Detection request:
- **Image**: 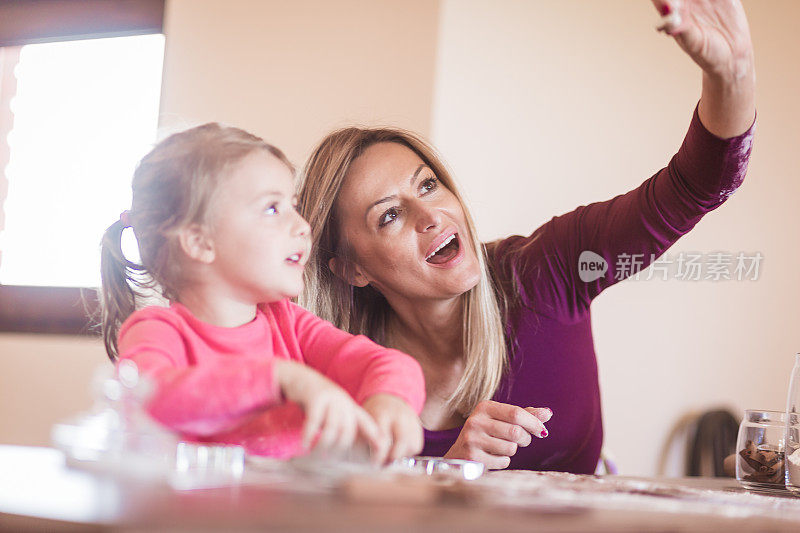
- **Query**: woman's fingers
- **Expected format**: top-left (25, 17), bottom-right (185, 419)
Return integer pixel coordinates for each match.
top-left (482, 453), bottom-right (512, 471)
top-left (481, 434), bottom-right (519, 458)
top-left (651, 0), bottom-right (684, 35)
top-left (525, 407), bottom-right (553, 424)
top-left (485, 418), bottom-right (532, 448)
top-left (446, 401), bottom-right (551, 470)
top-left (482, 400), bottom-right (548, 438)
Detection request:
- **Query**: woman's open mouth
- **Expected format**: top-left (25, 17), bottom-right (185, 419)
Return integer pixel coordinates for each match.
top-left (425, 233), bottom-right (461, 265)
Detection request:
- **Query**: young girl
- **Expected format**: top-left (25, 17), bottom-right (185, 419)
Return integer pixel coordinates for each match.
top-left (99, 123), bottom-right (425, 462)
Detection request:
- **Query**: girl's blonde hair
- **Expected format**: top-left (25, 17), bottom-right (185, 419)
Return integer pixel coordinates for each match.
top-left (99, 123), bottom-right (292, 361)
top-left (297, 127), bottom-right (508, 415)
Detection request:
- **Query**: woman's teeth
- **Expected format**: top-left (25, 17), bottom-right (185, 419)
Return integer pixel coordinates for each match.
top-left (426, 234), bottom-right (456, 261)
top-left (287, 253), bottom-right (301, 263)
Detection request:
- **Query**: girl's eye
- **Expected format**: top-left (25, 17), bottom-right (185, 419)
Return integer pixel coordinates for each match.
top-left (378, 207), bottom-right (399, 227)
top-left (265, 204), bottom-right (279, 215)
top-left (420, 176), bottom-right (439, 194)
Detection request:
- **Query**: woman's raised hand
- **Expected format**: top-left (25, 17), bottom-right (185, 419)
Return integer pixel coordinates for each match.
top-left (362, 393), bottom-right (424, 463)
top-left (444, 400), bottom-right (552, 470)
top-left (273, 359), bottom-right (385, 458)
top-left (652, 0), bottom-right (753, 80)
top-left (652, 0), bottom-right (755, 138)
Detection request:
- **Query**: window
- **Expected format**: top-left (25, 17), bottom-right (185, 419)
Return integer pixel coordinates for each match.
top-left (0, 0), bottom-right (165, 334)
top-left (1, 34), bottom-right (164, 287)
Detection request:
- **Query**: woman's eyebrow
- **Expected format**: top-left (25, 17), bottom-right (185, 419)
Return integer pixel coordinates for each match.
top-left (365, 164), bottom-right (430, 215)
top-left (408, 163), bottom-right (429, 186)
top-left (367, 194), bottom-right (396, 213)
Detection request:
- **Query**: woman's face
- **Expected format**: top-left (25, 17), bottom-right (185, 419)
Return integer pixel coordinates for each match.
top-left (333, 142), bottom-right (481, 303)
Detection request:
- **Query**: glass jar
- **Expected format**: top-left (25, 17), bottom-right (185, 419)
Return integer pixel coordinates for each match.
top-left (785, 353), bottom-right (800, 495)
top-left (736, 409), bottom-right (786, 492)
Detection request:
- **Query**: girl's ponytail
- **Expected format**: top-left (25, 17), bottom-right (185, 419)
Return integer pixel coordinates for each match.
top-left (99, 215), bottom-right (145, 361)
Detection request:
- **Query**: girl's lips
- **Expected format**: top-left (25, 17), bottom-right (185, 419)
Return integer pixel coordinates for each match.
top-left (285, 250), bottom-right (306, 267)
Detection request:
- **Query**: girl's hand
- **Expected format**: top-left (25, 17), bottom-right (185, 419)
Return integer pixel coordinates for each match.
top-left (273, 359), bottom-right (384, 456)
top-left (361, 393), bottom-right (424, 464)
top-left (444, 400), bottom-right (552, 470)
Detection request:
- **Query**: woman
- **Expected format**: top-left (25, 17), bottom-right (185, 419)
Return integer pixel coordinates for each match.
top-left (297, 0), bottom-right (756, 473)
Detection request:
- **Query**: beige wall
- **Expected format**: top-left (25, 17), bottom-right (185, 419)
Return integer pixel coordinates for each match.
top-left (2, 0), bottom-right (797, 477)
top-left (0, 335), bottom-right (103, 445)
top-left (432, 0), bottom-right (800, 475)
top-left (159, 0), bottom-right (440, 163)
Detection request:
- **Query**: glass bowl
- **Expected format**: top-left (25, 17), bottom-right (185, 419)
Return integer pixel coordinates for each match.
top-left (736, 409), bottom-right (786, 493)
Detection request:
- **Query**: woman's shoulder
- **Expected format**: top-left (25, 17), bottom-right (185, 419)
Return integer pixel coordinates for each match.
top-left (483, 220), bottom-right (579, 322)
top-left (483, 222), bottom-right (551, 285)
top-left (484, 227), bottom-right (546, 262)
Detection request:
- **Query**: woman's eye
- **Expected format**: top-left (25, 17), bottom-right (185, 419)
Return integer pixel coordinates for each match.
top-left (420, 176), bottom-right (439, 194)
top-left (378, 207), bottom-right (399, 227)
top-left (265, 204), bottom-right (279, 215)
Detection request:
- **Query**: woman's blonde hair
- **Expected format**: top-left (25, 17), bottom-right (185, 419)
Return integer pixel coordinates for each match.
top-left (99, 123), bottom-right (292, 361)
top-left (297, 127), bottom-right (508, 415)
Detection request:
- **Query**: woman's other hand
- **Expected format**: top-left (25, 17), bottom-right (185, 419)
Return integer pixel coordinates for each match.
top-left (652, 0), bottom-right (755, 137)
top-left (362, 393), bottom-right (424, 464)
top-left (273, 359), bottom-right (384, 457)
top-left (444, 400), bottom-right (552, 470)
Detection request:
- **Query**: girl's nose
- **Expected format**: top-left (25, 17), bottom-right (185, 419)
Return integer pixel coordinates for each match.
top-left (292, 210), bottom-right (311, 237)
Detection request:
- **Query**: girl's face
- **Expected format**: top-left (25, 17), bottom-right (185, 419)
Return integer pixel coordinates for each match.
top-left (333, 142), bottom-right (481, 303)
top-left (206, 149), bottom-right (310, 304)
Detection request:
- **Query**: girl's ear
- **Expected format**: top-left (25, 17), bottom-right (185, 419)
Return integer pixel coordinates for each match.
top-left (179, 224), bottom-right (215, 264)
top-left (328, 257), bottom-right (369, 288)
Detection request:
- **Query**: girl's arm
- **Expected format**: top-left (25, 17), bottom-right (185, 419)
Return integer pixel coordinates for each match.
top-left (286, 301), bottom-right (425, 459)
top-left (118, 318), bottom-right (280, 436)
top-left (286, 301), bottom-right (426, 414)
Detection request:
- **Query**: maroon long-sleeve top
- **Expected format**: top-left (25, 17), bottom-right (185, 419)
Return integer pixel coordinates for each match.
top-left (421, 105), bottom-right (755, 473)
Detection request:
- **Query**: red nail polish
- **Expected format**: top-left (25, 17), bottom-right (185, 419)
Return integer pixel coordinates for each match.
top-left (659, 3), bottom-right (671, 16)
top-left (541, 429), bottom-right (548, 438)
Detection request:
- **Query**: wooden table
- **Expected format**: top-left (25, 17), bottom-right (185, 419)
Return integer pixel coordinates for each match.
top-left (2, 444), bottom-right (800, 532)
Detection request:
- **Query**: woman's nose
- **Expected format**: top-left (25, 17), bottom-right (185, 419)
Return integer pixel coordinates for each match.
top-left (414, 203), bottom-right (442, 233)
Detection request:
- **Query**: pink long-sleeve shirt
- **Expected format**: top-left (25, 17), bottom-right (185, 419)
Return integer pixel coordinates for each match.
top-left (117, 299), bottom-right (426, 458)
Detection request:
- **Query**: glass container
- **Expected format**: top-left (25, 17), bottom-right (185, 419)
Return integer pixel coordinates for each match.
top-left (735, 409), bottom-right (785, 492)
